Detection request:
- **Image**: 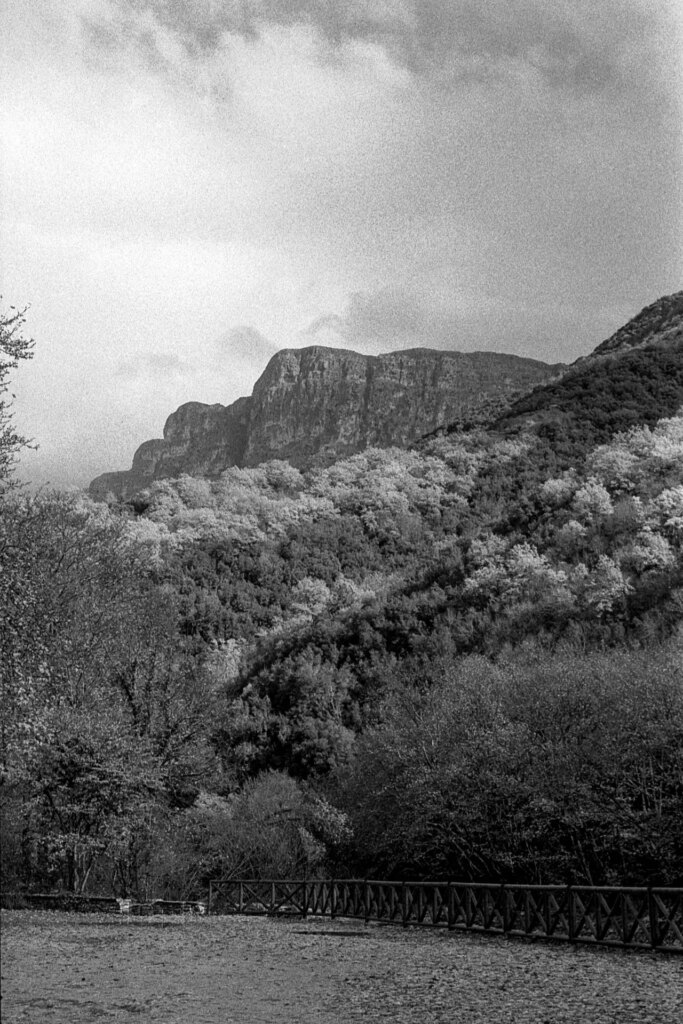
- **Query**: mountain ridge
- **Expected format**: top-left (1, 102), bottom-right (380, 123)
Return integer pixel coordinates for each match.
top-left (89, 291), bottom-right (683, 501)
top-left (589, 291), bottom-right (683, 358)
top-left (90, 345), bottom-right (563, 499)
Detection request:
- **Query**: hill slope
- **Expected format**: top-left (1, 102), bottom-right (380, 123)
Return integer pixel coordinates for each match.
top-left (482, 291), bottom-right (683, 461)
top-left (590, 291), bottom-right (683, 357)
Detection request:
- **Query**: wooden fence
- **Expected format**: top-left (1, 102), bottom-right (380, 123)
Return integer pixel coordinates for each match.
top-left (207, 878), bottom-right (683, 953)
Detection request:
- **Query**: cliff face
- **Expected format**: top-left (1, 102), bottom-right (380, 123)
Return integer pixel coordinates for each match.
top-left (242, 347), bottom-right (563, 466)
top-left (152, 398), bottom-right (251, 478)
top-left (89, 346), bottom-right (563, 499)
top-left (90, 398), bottom-right (251, 500)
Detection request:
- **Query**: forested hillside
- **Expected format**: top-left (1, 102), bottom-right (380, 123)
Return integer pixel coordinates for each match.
top-left (2, 300), bottom-right (683, 897)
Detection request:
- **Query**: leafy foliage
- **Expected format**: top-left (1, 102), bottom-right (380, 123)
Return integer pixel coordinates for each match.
top-left (494, 343), bottom-right (683, 462)
top-left (3, 313), bottom-right (683, 890)
top-left (333, 646), bottom-right (683, 885)
top-left (0, 492), bottom-right (221, 893)
top-left (0, 304), bottom-right (34, 489)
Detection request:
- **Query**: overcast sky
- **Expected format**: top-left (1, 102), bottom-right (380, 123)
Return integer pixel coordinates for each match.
top-left (2, 0), bottom-right (682, 488)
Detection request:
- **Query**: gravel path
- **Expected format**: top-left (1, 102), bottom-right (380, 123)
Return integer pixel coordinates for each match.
top-left (1, 910), bottom-right (681, 1023)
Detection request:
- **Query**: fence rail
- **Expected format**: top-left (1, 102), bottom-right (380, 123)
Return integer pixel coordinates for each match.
top-left (207, 878), bottom-right (683, 953)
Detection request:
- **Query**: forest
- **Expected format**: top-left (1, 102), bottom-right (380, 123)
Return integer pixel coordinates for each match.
top-left (2, 305), bottom-right (682, 898)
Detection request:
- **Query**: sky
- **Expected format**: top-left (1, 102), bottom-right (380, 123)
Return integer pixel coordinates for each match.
top-left (2, 0), bottom-right (682, 489)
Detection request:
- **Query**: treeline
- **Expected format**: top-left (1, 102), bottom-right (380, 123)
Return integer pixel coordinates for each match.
top-left (2, 311), bottom-right (683, 894)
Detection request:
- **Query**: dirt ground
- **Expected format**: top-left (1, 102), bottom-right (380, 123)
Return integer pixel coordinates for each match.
top-left (1, 910), bottom-right (682, 1023)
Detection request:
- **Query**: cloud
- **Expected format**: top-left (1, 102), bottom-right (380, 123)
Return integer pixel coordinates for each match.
top-left (301, 283), bottom-right (659, 365)
top-left (4, 0), bottom-right (682, 492)
top-left (306, 288), bottom-right (462, 352)
top-left (214, 326), bottom-right (278, 366)
top-left (113, 332), bottom-right (278, 392)
top-left (92, 0), bottom-right (680, 98)
top-left (209, 326), bottom-right (280, 394)
top-left (115, 351), bottom-right (190, 381)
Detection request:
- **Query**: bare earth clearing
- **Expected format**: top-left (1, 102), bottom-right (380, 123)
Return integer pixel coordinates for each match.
top-left (1, 910), bottom-right (682, 1023)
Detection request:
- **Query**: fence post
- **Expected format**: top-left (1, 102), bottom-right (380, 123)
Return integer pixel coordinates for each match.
top-left (465, 886), bottom-right (472, 929)
top-left (594, 889), bottom-right (602, 942)
top-left (648, 887), bottom-right (658, 949)
top-left (302, 874), bottom-right (308, 919)
top-left (402, 881), bottom-right (408, 927)
top-left (620, 890), bottom-right (628, 948)
top-left (567, 885), bottom-right (575, 942)
top-left (207, 881), bottom-right (213, 917)
top-left (364, 879), bottom-right (370, 923)
top-left (447, 882), bottom-right (455, 931)
top-left (238, 881), bottom-right (243, 914)
top-left (501, 884), bottom-right (508, 934)
top-left (544, 889), bottom-right (552, 937)
top-left (330, 878), bottom-right (336, 919)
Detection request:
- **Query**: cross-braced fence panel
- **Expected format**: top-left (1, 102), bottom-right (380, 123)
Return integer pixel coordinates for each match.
top-left (207, 879), bottom-right (683, 952)
top-left (208, 879), bottom-right (308, 916)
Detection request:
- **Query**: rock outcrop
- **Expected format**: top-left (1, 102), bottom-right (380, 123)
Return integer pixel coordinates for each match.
top-left (90, 346), bottom-right (564, 500)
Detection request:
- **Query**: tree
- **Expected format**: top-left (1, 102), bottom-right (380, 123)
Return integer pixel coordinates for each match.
top-left (19, 705), bottom-right (161, 893)
top-left (331, 644), bottom-right (683, 885)
top-left (0, 491), bottom-right (220, 893)
top-left (0, 304), bottom-right (34, 489)
top-left (142, 773), bottom-right (350, 897)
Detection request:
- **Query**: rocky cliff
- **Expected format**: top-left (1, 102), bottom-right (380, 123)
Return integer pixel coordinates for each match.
top-left (90, 346), bottom-right (564, 500)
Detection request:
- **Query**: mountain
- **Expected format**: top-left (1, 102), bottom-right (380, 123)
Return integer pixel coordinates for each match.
top-left (90, 292), bottom-right (683, 501)
top-left (589, 291), bottom-right (683, 358)
top-left (111, 293), bottom-right (683, 819)
top-left (89, 346), bottom-right (563, 499)
top-left (488, 291), bottom-right (683, 457)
